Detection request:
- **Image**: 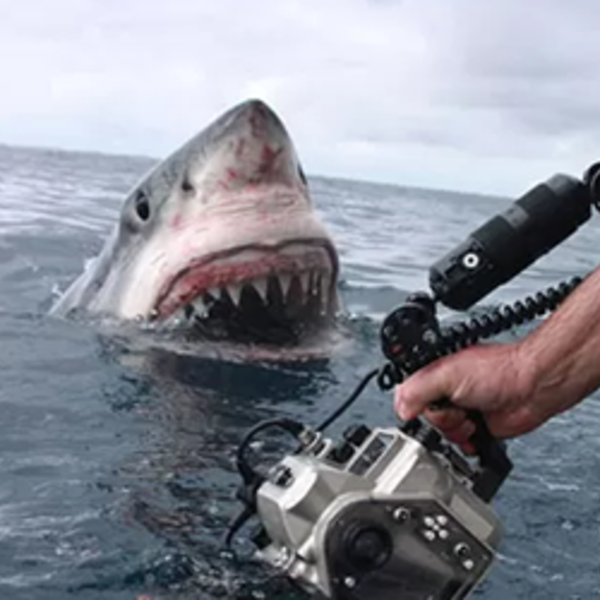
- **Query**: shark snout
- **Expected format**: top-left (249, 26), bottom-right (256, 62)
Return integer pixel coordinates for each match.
top-left (232, 98), bottom-right (288, 139)
top-left (210, 99), bottom-right (303, 189)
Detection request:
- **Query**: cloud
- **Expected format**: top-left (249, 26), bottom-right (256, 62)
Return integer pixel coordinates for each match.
top-left (1, 0), bottom-right (599, 195)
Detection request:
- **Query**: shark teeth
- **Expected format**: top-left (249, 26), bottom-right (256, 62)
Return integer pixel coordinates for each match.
top-left (320, 271), bottom-right (330, 298)
top-left (310, 272), bottom-right (320, 296)
top-left (311, 273), bottom-right (322, 304)
top-left (278, 273), bottom-right (292, 299)
top-left (193, 296), bottom-right (207, 316)
top-left (226, 283), bottom-right (243, 306)
top-left (252, 277), bottom-right (268, 303)
top-left (180, 269), bottom-right (333, 320)
top-left (298, 272), bottom-right (310, 295)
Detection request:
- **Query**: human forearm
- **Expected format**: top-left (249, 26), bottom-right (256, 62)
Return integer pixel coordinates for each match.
top-left (517, 264), bottom-right (600, 419)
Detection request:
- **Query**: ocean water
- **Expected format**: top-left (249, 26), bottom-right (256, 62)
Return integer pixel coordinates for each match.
top-left (1, 143), bottom-right (600, 599)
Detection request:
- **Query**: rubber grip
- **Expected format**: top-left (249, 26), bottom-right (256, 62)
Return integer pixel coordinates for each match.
top-left (429, 399), bottom-right (513, 502)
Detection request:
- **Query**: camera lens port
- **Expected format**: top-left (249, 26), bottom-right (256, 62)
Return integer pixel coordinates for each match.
top-left (343, 521), bottom-right (393, 572)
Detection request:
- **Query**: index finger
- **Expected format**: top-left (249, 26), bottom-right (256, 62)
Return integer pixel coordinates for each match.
top-left (394, 358), bottom-right (456, 421)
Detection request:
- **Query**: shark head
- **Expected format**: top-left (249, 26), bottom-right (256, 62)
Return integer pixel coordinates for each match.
top-left (51, 99), bottom-right (341, 348)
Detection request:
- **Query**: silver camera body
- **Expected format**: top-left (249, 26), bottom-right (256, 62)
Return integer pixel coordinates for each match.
top-left (252, 423), bottom-right (504, 599)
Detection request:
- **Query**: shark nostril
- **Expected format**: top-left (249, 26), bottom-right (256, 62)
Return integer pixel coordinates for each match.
top-left (181, 178), bottom-right (195, 194)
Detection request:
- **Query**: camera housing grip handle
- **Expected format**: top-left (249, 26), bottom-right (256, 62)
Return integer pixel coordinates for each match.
top-left (430, 397), bottom-right (513, 502)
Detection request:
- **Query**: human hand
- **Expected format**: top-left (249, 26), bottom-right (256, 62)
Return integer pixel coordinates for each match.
top-left (394, 343), bottom-right (549, 454)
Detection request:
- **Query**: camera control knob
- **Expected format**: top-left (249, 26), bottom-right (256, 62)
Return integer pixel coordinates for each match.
top-left (327, 441), bottom-right (355, 464)
top-left (269, 465), bottom-right (294, 487)
top-left (343, 425), bottom-right (372, 447)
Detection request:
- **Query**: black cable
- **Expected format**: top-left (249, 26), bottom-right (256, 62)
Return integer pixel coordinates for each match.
top-left (236, 418), bottom-right (305, 484)
top-left (224, 505), bottom-right (256, 551)
top-left (438, 276), bottom-right (583, 355)
top-left (225, 417), bottom-right (306, 553)
top-left (316, 368), bottom-right (380, 432)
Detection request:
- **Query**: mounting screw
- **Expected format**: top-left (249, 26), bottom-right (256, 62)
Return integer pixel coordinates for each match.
top-left (462, 252), bottom-right (480, 269)
top-left (392, 507), bottom-right (410, 522)
top-left (422, 329), bottom-right (438, 345)
top-left (463, 559), bottom-right (475, 571)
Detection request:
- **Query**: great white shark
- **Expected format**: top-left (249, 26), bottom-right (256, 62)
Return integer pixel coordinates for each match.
top-left (50, 99), bottom-right (342, 349)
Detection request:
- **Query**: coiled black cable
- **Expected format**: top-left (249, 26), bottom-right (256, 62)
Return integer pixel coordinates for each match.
top-left (438, 276), bottom-right (583, 355)
top-left (378, 276), bottom-right (584, 389)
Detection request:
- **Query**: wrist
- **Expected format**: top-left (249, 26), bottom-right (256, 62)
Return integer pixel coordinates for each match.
top-left (509, 338), bottom-right (562, 427)
top-left (513, 335), bottom-right (579, 423)
top-left (512, 340), bottom-right (539, 404)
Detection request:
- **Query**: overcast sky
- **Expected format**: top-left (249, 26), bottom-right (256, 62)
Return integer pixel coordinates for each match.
top-left (1, 0), bottom-right (600, 195)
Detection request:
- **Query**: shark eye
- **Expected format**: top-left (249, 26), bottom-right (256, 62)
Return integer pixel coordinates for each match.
top-left (135, 191), bottom-right (151, 221)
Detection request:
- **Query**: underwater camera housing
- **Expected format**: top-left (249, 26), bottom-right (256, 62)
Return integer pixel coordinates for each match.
top-left (225, 164), bottom-right (600, 599)
top-left (249, 420), bottom-right (508, 600)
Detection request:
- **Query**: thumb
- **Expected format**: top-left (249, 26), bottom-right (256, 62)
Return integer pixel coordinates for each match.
top-left (394, 356), bottom-right (458, 421)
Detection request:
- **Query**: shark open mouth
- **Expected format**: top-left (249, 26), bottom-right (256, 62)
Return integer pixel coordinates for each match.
top-left (152, 240), bottom-right (339, 346)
